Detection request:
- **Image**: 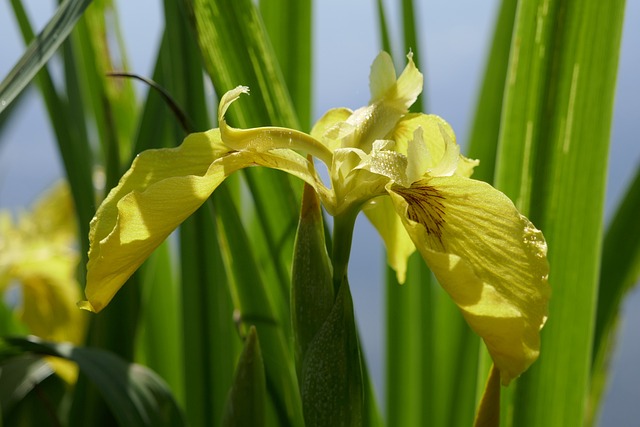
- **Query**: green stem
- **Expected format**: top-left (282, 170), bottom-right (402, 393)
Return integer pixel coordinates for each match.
top-left (331, 208), bottom-right (359, 293)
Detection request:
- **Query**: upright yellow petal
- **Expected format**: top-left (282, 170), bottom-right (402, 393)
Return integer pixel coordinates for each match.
top-left (387, 176), bottom-right (550, 384)
top-left (340, 52), bottom-right (424, 152)
top-left (391, 113), bottom-right (466, 178)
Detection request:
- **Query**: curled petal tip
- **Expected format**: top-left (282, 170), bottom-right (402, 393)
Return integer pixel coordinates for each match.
top-left (218, 86), bottom-right (251, 122)
top-left (77, 300), bottom-right (97, 313)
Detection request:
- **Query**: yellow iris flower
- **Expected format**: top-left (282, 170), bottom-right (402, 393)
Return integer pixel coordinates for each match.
top-left (81, 52), bottom-right (549, 385)
top-left (1, 183), bottom-right (86, 382)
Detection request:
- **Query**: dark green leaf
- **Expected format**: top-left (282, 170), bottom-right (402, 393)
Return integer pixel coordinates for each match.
top-left (3, 336), bottom-right (186, 427)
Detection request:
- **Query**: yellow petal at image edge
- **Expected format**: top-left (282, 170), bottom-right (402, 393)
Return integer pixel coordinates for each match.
top-left (388, 175), bottom-right (550, 385)
top-left (82, 132), bottom-right (319, 312)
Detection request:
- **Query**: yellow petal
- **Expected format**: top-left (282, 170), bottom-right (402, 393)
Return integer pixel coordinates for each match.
top-left (219, 86), bottom-right (333, 165)
top-left (369, 51), bottom-right (423, 111)
top-left (310, 107), bottom-right (353, 151)
top-left (369, 51), bottom-right (397, 101)
top-left (340, 52), bottom-right (424, 152)
top-left (84, 131), bottom-right (225, 311)
top-left (391, 113), bottom-right (468, 178)
top-left (84, 130), bottom-right (322, 312)
top-left (363, 196), bottom-right (415, 283)
top-left (388, 176), bottom-right (550, 384)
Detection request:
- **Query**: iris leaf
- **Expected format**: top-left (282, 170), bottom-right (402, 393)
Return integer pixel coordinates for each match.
top-left (494, 0), bottom-right (626, 425)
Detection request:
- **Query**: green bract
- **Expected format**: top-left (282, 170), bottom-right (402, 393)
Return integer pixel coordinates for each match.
top-left (81, 52), bottom-right (550, 385)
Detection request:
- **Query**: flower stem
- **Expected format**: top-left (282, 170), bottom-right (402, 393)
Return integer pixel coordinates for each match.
top-left (331, 208), bottom-right (359, 293)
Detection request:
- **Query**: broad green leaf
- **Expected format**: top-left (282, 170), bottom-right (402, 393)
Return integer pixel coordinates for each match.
top-left (494, 0), bottom-right (626, 425)
top-left (2, 336), bottom-right (186, 427)
top-left (154, 4), bottom-right (239, 424)
top-left (380, 3), bottom-right (480, 425)
top-left (385, 256), bottom-right (431, 426)
top-left (0, 0), bottom-right (93, 114)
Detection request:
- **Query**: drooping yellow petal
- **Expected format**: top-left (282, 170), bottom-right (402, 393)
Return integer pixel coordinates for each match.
top-left (83, 131), bottom-right (321, 312)
top-left (363, 196), bottom-right (415, 283)
top-left (387, 176), bottom-right (550, 384)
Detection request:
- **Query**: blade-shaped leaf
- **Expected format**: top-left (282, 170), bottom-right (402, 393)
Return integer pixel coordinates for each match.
top-left (466, 0), bottom-right (518, 184)
top-left (0, 0), bottom-right (93, 114)
top-left (494, 0), bottom-right (626, 425)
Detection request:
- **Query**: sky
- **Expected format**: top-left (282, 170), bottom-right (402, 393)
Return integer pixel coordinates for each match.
top-left (1, 1), bottom-right (639, 425)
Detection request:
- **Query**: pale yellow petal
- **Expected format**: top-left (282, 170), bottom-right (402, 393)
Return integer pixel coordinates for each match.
top-left (310, 107), bottom-right (354, 151)
top-left (340, 52), bottom-right (424, 152)
top-left (405, 127), bottom-right (430, 183)
top-left (354, 139), bottom-right (409, 186)
top-left (388, 176), bottom-right (550, 384)
top-left (456, 155), bottom-right (480, 178)
top-left (363, 196), bottom-right (415, 283)
top-left (370, 51), bottom-right (423, 111)
top-left (391, 113), bottom-right (462, 177)
top-left (369, 51), bottom-right (397, 102)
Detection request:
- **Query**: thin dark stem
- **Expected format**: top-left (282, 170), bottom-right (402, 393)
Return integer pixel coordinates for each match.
top-left (106, 72), bottom-right (193, 134)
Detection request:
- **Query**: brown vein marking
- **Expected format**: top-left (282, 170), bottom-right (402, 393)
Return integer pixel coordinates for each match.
top-left (394, 182), bottom-right (447, 251)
